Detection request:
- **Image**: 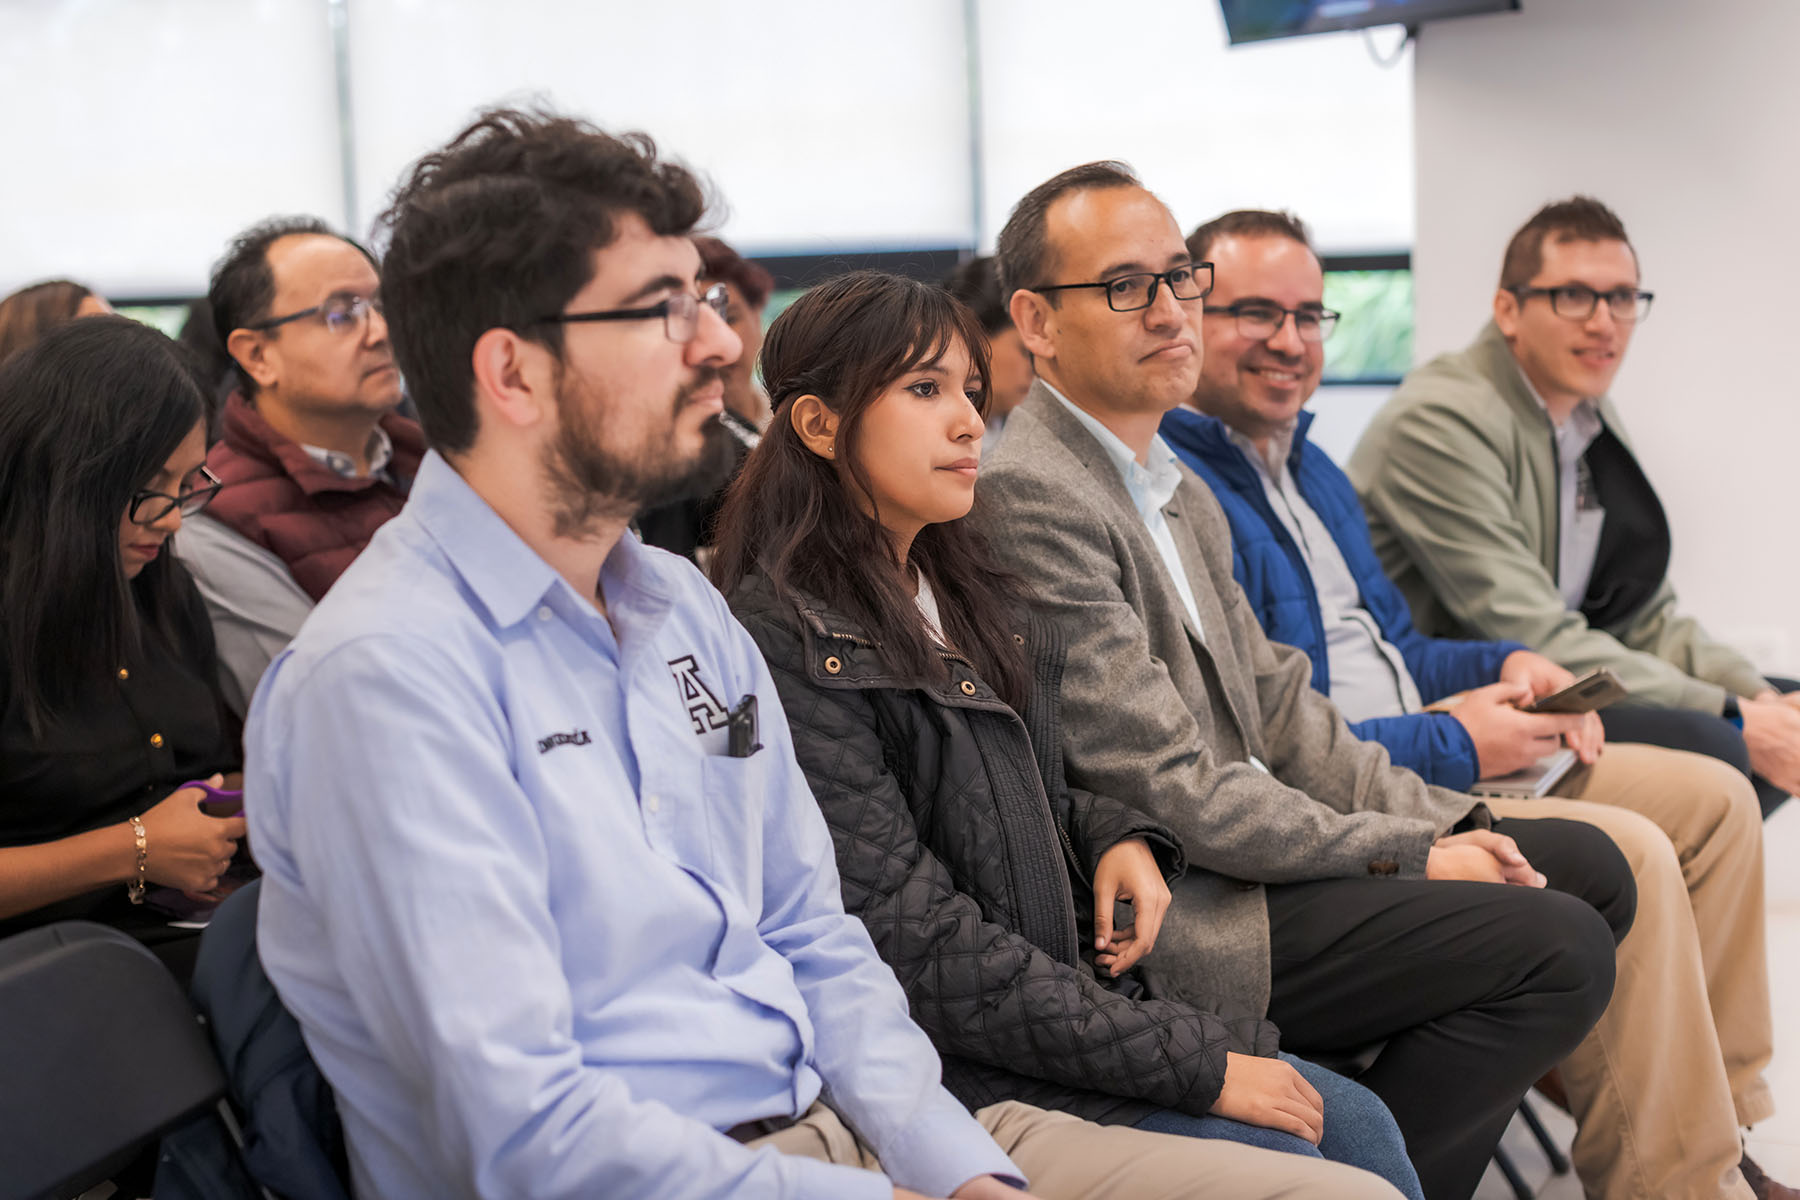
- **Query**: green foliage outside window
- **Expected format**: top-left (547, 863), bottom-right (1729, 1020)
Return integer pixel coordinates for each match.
top-left (1321, 269), bottom-right (1412, 384)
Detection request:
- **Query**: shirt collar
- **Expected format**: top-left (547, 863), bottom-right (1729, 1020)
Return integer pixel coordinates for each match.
top-left (1514, 360), bottom-right (1603, 435)
top-left (1043, 381), bottom-right (1184, 517)
top-left (1223, 417), bottom-right (1299, 480)
top-left (302, 424), bottom-right (395, 479)
top-left (408, 451), bottom-right (668, 631)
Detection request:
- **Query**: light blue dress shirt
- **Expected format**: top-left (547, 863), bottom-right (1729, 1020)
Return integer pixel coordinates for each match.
top-left (1044, 383), bottom-right (1205, 637)
top-left (245, 452), bottom-right (1018, 1200)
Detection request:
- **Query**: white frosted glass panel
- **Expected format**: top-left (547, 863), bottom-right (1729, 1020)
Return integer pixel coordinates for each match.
top-left (347, 0), bottom-right (973, 253)
top-left (977, 0), bottom-right (1413, 252)
top-left (0, 0), bottom-right (343, 298)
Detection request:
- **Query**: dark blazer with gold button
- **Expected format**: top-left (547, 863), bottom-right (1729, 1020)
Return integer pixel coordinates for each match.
top-left (729, 566), bottom-right (1283, 1126)
top-left (977, 385), bottom-right (1484, 1015)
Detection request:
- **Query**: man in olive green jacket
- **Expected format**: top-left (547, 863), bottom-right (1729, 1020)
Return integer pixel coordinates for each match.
top-left (1348, 197), bottom-right (1800, 821)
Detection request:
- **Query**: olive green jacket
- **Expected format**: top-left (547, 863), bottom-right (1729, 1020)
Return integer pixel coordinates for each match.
top-left (1347, 321), bottom-right (1766, 714)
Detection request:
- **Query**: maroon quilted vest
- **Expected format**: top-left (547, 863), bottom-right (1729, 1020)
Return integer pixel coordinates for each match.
top-left (204, 392), bottom-right (426, 601)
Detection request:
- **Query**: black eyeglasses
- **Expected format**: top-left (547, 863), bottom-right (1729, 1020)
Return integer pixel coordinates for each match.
top-left (1203, 302), bottom-right (1341, 343)
top-left (537, 283), bottom-right (730, 344)
top-left (129, 466), bottom-right (222, 526)
top-left (1510, 284), bottom-right (1654, 323)
top-left (248, 293), bottom-right (383, 336)
top-left (1031, 263), bottom-right (1214, 312)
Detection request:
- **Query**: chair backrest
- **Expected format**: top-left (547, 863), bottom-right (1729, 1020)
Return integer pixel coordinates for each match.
top-left (0, 921), bottom-right (227, 1198)
top-left (183, 880), bottom-right (350, 1200)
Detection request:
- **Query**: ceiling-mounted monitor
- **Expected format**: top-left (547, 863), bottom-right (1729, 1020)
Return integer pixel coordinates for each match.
top-left (1220, 0), bottom-right (1521, 45)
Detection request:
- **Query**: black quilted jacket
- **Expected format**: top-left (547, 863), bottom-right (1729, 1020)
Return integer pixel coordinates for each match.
top-left (730, 569), bottom-right (1280, 1124)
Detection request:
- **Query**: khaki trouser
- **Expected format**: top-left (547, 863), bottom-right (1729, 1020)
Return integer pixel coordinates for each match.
top-left (748, 1099), bottom-right (1404, 1199)
top-left (1487, 742), bottom-right (1772, 1200)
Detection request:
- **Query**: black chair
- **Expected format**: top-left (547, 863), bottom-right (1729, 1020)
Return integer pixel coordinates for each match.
top-left (0, 922), bottom-right (228, 1200)
top-left (1491, 1095), bottom-right (1573, 1199)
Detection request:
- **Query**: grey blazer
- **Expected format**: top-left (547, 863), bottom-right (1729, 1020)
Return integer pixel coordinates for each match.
top-left (978, 385), bottom-right (1484, 1013)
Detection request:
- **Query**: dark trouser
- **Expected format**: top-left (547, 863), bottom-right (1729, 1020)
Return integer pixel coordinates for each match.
top-left (1265, 817), bottom-right (1631, 1200)
top-left (1600, 675), bottom-right (1799, 819)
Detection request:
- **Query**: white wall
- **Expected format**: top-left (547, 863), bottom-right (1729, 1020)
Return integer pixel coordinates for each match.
top-left (1412, 0), bottom-right (1800, 674)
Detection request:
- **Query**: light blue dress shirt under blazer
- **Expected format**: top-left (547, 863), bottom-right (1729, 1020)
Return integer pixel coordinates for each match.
top-left (245, 452), bottom-right (1017, 1200)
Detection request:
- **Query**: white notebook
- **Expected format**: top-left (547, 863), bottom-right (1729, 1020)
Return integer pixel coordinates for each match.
top-left (1468, 748), bottom-right (1578, 799)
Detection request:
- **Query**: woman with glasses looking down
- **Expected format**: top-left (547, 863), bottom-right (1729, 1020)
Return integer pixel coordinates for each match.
top-left (712, 271), bottom-right (1422, 1198)
top-left (0, 317), bottom-right (245, 982)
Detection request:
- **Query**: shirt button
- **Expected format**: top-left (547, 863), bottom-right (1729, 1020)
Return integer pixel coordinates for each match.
top-left (536, 606), bottom-right (553, 622)
top-left (116, 668), bottom-right (130, 681)
top-left (645, 794), bottom-right (661, 814)
top-left (149, 733), bottom-right (165, 749)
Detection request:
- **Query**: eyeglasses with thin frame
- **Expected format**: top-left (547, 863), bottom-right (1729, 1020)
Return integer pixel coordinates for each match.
top-left (1031, 262), bottom-right (1215, 313)
top-left (247, 293), bottom-right (384, 336)
top-left (537, 282), bottom-right (730, 344)
top-left (1203, 301), bottom-right (1341, 343)
top-left (1509, 284), bottom-right (1654, 324)
top-left (129, 466), bottom-right (223, 526)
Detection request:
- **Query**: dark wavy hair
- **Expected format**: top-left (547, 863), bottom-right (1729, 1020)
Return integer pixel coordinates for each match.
top-left (710, 271), bottom-right (1030, 709)
top-left (376, 106), bottom-right (709, 453)
top-left (0, 317), bottom-right (208, 733)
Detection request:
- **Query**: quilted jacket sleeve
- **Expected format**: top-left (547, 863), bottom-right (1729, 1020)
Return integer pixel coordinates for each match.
top-left (736, 607), bottom-right (1262, 1116)
top-left (1062, 784), bottom-right (1184, 887)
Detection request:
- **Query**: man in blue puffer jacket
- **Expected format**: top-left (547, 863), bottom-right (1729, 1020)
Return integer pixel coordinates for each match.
top-left (1161, 208), bottom-right (1783, 1200)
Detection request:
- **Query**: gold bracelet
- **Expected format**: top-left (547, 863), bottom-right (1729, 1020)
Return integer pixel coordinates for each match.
top-left (127, 815), bottom-right (148, 905)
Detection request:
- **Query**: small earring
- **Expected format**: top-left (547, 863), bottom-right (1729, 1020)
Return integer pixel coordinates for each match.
top-left (826, 442), bottom-right (835, 455)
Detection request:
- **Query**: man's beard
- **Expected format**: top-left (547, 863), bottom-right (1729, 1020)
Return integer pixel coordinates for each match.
top-left (541, 365), bottom-right (723, 538)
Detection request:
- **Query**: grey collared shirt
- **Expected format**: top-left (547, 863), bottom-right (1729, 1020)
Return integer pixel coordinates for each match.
top-left (1518, 369), bottom-right (1606, 610)
top-left (175, 515), bottom-right (315, 716)
top-left (1226, 423), bottom-right (1423, 724)
top-left (1044, 382), bottom-right (1203, 639)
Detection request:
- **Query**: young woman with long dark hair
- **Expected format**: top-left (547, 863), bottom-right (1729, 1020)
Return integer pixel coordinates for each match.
top-left (0, 317), bottom-right (246, 979)
top-left (712, 271), bottom-right (1423, 1197)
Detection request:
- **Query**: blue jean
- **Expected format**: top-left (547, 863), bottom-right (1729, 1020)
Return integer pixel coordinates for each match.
top-left (1132, 1053), bottom-right (1424, 1200)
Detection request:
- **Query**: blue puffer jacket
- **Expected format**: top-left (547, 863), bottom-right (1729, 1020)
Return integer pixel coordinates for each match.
top-left (1160, 407), bottom-right (1523, 792)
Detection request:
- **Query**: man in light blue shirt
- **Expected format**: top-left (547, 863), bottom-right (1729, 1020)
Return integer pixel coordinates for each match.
top-left (245, 109), bottom-right (1377, 1200)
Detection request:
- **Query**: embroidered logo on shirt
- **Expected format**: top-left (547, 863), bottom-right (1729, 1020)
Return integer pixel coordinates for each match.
top-left (536, 729), bottom-right (592, 755)
top-left (667, 654), bottom-right (730, 735)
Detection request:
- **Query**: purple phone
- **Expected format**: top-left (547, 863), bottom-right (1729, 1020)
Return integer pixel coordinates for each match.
top-left (182, 779), bottom-right (244, 818)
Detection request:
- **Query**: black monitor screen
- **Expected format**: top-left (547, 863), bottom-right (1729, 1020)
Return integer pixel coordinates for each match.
top-left (1220, 0), bottom-right (1520, 45)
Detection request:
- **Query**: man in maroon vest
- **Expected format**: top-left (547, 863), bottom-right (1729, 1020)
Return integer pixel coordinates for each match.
top-left (177, 217), bottom-right (424, 713)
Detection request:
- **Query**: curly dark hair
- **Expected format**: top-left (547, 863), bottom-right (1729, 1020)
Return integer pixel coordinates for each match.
top-left (375, 106), bottom-right (710, 453)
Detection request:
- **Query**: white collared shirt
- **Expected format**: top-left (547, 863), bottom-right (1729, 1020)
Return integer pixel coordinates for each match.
top-left (1044, 383), bottom-right (1203, 640)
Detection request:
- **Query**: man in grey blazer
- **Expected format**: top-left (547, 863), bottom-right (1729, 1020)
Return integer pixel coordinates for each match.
top-left (977, 163), bottom-right (1635, 1200)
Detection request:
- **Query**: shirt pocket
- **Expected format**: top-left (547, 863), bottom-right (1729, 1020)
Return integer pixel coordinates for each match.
top-left (695, 755), bottom-right (768, 904)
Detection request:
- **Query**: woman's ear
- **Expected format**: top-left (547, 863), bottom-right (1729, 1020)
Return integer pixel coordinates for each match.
top-left (789, 394), bottom-right (840, 460)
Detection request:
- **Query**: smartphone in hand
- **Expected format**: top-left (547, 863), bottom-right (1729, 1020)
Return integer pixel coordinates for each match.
top-left (1528, 669), bottom-right (1627, 714)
